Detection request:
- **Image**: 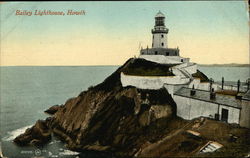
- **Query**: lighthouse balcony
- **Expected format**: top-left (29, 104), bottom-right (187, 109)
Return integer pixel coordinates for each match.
top-left (151, 29), bottom-right (168, 34)
top-left (140, 47), bottom-right (179, 56)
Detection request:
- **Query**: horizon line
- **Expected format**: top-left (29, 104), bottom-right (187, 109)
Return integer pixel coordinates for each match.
top-left (0, 63), bottom-right (249, 67)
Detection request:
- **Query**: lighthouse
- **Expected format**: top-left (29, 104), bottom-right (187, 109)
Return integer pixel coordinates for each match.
top-left (152, 11), bottom-right (169, 48)
top-left (140, 11), bottom-right (181, 58)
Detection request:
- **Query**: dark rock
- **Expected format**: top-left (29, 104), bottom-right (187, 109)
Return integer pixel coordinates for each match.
top-left (14, 58), bottom-right (177, 155)
top-left (14, 120), bottom-right (51, 146)
top-left (192, 69), bottom-right (209, 82)
top-left (44, 104), bottom-right (64, 115)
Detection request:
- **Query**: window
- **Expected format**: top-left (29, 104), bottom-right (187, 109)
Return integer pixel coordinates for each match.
top-left (161, 43), bottom-right (164, 46)
top-left (155, 51), bottom-right (158, 55)
top-left (161, 34), bottom-right (164, 38)
top-left (181, 59), bottom-right (184, 62)
top-left (166, 52), bottom-right (169, 56)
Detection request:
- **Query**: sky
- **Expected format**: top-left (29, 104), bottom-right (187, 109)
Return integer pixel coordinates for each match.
top-left (0, 1), bottom-right (249, 66)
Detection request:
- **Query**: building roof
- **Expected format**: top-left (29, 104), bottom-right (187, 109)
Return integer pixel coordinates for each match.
top-left (155, 11), bottom-right (165, 18)
top-left (174, 87), bottom-right (242, 109)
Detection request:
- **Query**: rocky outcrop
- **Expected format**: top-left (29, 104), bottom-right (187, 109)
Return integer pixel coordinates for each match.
top-left (44, 104), bottom-right (64, 115)
top-left (49, 86), bottom-right (176, 156)
top-left (14, 58), bottom-right (178, 155)
top-left (16, 58), bottom-right (234, 157)
top-left (14, 119), bottom-right (52, 146)
top-left (13, 58), bottom-right (250, 157)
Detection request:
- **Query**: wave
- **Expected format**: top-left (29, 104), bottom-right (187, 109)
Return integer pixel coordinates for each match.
top-left (2, 125), bottom-right (32, 141)
top-left (59, 149), bottom-right (80, 156)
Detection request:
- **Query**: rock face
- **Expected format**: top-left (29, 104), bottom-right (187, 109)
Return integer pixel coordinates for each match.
top-left (14, 58), bottom-right (178, 155)
top-left (44, 104), bottom-right (64, 115)
top-left (51, 86), bottom-right (176, 155)
top-left (14, 58), bottom-right (250, 157)
top-left (14, 119), bottom-right (52, 146)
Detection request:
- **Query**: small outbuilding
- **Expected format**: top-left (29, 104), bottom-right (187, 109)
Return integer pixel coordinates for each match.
top-left (173, 87), bottom-right (250, 128)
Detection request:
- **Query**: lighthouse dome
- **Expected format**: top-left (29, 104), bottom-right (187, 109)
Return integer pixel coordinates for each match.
top-left (155, 11), bottom-right (165, 18)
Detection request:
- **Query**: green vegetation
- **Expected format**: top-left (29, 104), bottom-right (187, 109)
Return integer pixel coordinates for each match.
top-left (122, 58), bottom-right (176, 76)
top-left (192, 70), bottom-right (209, 82)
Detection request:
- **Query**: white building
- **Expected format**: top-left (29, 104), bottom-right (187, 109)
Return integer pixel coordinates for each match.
top-left (173, 87), bottom-right (241, 124)
top-left (120, 11), bottom-right (250, 128)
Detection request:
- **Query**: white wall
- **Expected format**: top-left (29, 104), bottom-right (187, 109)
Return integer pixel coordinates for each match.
top-left (183, 64), bottom-right (197, 74)
top-left (173, 62), bottom-right (188, 68)
top-left (219, 105), bottom-right (240, 124)
top-left (197, 83), bottom-right (220, 91)
top-left (174, 95), bottom-right (241, 125)
top-left (120, 72), bottom-right (190, 90)
top-left (152, 33), bottom-right (168, 48)
top-left (189, 79), bottom-right (201, 89)
top-left (164, 84), bottom-right (174, 97)
top-left (189, 99), bottom-right (218, 119)
top-left (139, 55), bottom-right (182, 64)
top-left (174, 95), bottom-right (218, 120)
top-left (197, 82), bottom-right (247, 92)
top-left (197, 82), bottom-right (210, 91)
top-left (173, 95), bottom-right (192, 119)
top-left (240, 100), bottom-right (250, 128)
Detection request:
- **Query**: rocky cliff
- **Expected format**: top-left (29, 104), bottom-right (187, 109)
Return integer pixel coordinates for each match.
top-left (14, 58), bottom-right (250, 157)
top-left (14, 58), bottom-right (178, 156)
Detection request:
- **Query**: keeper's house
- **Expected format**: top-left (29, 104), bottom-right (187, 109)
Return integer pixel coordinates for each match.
top-left (174, 88), bottom-right (250, 128)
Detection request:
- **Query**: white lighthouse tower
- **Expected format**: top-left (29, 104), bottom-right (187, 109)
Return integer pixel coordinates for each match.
top-left (140, 11), bottom-right (180, 57)
top-left (152, 11), bottom-right (169, 48)
top-left (139, 11), bottom-right (191, 63)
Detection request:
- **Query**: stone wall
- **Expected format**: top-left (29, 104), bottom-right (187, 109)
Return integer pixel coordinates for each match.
top-left (140, 48), bottom-right (179, 56)
top-left (139, 55), bottom-right (184, 64)
top-left (120, 72), bottom-right (190, 90)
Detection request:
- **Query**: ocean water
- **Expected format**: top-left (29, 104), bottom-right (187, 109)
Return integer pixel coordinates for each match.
top-left (198, 65), bottom-right (250, 82)
top-left (0, 66), bottom-right (118, 158)
top-left (0, 65), bottom-right (249, 158)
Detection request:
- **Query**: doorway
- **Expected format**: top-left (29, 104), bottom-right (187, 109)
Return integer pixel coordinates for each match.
top-left (221, 108), bottom-right (228, 122)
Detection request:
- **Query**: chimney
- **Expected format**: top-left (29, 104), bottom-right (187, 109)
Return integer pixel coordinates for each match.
top-left (210, 88), bottom-right (216, 100)
top-left (237, 80), bottom-right (240, 93)
top-left (209, 78), bottom-right (214, 91)
top-left (222, 77), bottom-right (224, 90)
top-left (190, 85), bottom-right (196, 96)
top-left (247, 80), bottom-right (250, 90)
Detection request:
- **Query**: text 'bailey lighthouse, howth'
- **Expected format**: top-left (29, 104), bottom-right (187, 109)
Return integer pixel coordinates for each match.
top-left (121, 11), bottom-right (250, 128)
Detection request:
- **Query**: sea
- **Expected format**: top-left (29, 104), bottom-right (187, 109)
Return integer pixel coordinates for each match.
top-left (0, 65), bottom-right (249, 158)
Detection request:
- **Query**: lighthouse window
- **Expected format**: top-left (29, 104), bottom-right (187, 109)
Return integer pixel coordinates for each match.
top-left (161, 35), bottom-right (164, 38)
top-left (161, 43), bottom-right (164, 46)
